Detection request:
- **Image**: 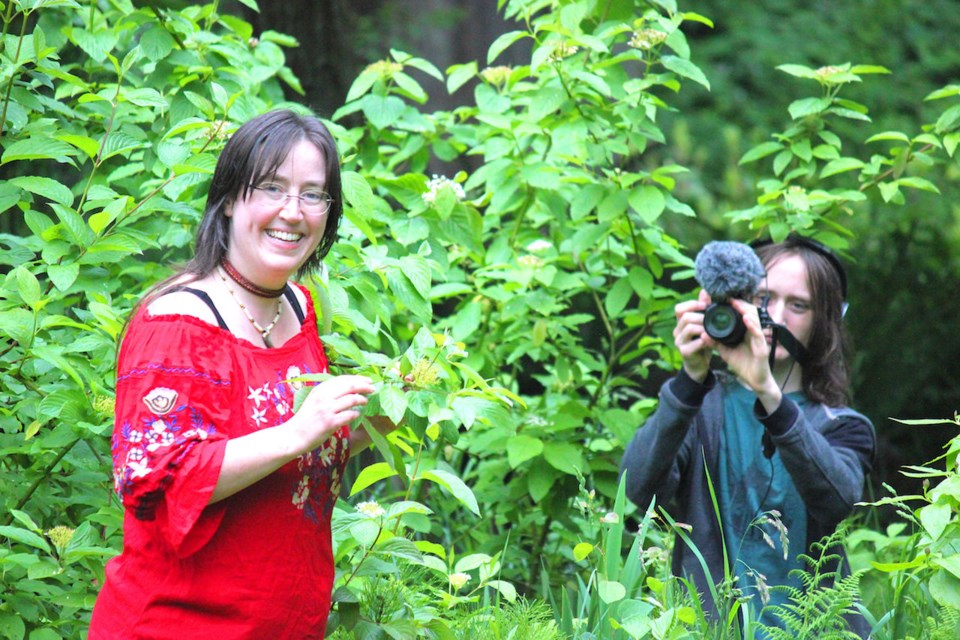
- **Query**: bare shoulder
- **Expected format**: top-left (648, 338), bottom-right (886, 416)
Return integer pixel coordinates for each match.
top-left (145, 278), bottom-right (221, 326)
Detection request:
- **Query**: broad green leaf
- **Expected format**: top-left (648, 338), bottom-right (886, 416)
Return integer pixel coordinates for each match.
top-left (350, 462), bottom-right (397, 496)
top-left (573, 542), bottom-right (594, 561)
top-left (47, 263), bottom-right (79, 291)
top-left (15, 266), bottom-right (42, 308)
top-left (788, 97), bottom-right (832, 119)
top-left (543, 441), bottom-right (585, 475)
top-left (140, 23), bottom-right (175, 61)
top-left (378, 383), bottom-right (408, 425)
top-left (487, 30), bottom-right (527, 64)
top-left (486, 579), bottom-right (517, 603)
top-left (930, 570), bottom-right (960, 609)
top-left (776, 64), bottom-right (817, 79)
top-left (628, 185), bottom-right (666, 224)
top-left (1, 137), bottom-right (76, 164)
top-left (0, 525), bottom-right (51, 553)
top-left (605, 276), bottom-right (633, 318)
top-left (10, 176), bottom-right (74, 207)
top-left (57, 134), bottom-right (100, 160)
top-left (739, 142), bottom-right (782, 165)
top-left (598, 578), bottom-right (626, 603)
top-left (360, 94), bottom-right (406, 130)
top-left (446, 61), bottom-right (478, 94)
top-left (419, 469), bottom-right (480, 516)
top-left (661, 55), bottom-right (710, 90)
top-left (919, 502), bottom-right (952, 541)
top-left (506, 435), bottom-right (543, 468)
top-left (820, 157), bottom-right (864, 179)
top-left (455, 553), bottom-right (491, 572)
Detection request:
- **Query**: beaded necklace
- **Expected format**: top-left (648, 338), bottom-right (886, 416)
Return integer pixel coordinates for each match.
top-left (217, 267), bottom-right (282, 348)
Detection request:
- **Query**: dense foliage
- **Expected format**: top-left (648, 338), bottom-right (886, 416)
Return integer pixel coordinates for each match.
top-left (1, 0), bottom-right (959, 638)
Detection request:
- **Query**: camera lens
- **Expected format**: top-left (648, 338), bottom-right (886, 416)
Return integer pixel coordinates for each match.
top-left (704, 303), bottom-right (746, 346)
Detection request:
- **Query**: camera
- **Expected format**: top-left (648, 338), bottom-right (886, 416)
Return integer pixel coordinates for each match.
top-left (703, 302), bottom-right (745, 346)
top-left (703, 295), bottom-right (773, 347)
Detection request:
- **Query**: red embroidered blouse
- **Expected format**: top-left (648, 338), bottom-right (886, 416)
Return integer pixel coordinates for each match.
top-left (89, 285), bottom-right (348, 639)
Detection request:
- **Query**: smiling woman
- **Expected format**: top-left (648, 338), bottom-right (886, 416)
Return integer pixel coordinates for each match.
top-left (88, 109), bottom-right (400, 640)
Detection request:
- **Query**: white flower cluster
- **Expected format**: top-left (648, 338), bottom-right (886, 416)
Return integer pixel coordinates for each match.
top-left (422, 174), bottom-right (466, 205)
top-left (356, 500), bottom-right (386, 518)
top-left (448, 572), bottom-right (471, 590)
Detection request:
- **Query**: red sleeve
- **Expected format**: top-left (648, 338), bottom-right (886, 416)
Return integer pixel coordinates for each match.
top-left (112, 313), bottom-right (232, 557)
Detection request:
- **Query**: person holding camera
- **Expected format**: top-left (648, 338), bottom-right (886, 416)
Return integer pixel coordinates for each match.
top-left (619, 235), bottom-right (875, 637)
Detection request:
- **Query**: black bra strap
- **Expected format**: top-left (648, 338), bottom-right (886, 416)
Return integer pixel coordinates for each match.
top-left (283, 285), bottom-right (305, 324)
top-left (170, 286), bottom-right (229, 329)
top-left (165, 284), bottom-right (305, 330)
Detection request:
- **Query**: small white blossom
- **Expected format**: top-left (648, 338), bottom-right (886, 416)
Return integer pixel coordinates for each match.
top-left (448, 572), bottom-right (470, 590)
top-left (422, 174), bottom-right (466, 205)
top-left (356, 501), bottom-right (386, 518)
top-left (526, 239), bottom-right (553, 253)
top-left (599, 512), bottom-right (620, 524)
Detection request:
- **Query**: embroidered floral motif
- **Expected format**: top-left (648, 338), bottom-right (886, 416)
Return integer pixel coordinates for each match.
top-left (113, 399), bottom-right (218, 506)
top-left (292, 428), bottom-right (349, 523)
top-left (143, 387), bottom-right (178, 415)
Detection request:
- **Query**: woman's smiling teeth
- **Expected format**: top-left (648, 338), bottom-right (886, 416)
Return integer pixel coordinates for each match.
top-left (266, 229), bottom-right (302, 243)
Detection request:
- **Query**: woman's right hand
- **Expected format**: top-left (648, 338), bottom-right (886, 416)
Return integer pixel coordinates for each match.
top-left (287, 375), bottom-right (375, 455)
top-left (673, 289), bottom-right (713, 383)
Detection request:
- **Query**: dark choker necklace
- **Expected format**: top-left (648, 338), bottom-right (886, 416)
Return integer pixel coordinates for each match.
top-left (220, 259), bottom-right (286, 298)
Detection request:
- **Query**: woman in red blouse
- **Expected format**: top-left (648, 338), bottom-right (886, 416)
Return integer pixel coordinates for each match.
top-left (89, 109), bottom-right (392, 639)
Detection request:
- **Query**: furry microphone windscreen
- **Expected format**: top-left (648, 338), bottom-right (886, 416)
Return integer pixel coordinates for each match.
top-left (693, 241), bottom-right (766, 301)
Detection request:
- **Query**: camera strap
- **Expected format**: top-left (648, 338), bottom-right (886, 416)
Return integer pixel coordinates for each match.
top-left (768, 323), bottom-right (808, 369)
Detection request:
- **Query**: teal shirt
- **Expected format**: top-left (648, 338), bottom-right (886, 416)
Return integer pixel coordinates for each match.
top-left (718, 383), bottom-right (807, 636)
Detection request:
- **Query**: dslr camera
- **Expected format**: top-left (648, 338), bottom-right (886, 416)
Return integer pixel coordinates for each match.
top-left (703, 295), bottom-right (773, 347)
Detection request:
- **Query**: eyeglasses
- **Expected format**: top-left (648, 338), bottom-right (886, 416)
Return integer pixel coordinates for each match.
top-left (250, 183), bottom-right (333, 216)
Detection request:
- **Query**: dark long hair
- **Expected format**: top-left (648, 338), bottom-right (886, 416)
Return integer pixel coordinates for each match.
top-left (754, 237), bottom-right (851, 407)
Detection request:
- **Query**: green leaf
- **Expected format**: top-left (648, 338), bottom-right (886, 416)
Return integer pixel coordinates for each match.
top-left (1, 137), bottom-right (76, 164)
top-left (897, 176), bottom-right (941, 194)
top-left (446, 62), bottom-right (478, 94)
top-left (739, 142), bottom-right (782, 165)
top-left (16, 266), bottom-right (43, 308)
top-left (543, 441), bottom-right (585, 475)
top-left (140, 23), bottom-right (175, 61)
top-left (360, 94), bottom-right (405, 130)
top-left (919, 502), bottom-right (952, 541)
top-left (506, 435), bottom-right (543, 468)
top-left (598, 578), bottom-right (626, 603)
top-left (573, 542), bottom-right (594, 561)
top-left (47, 263), bottom-right (79, 291)
top-left (419, 469), bottom-right (480, 516)
top-left (820, 157), bottom-right (864, 179)
top-left (486, 579), bottom-right (517, 603)
top-left (628, 185), bottom-right (665, 224)
top-left (0, 525), bottom-right (51, 553)
top-left (661, 55), bottom-right (710, 90)
top-left (57, 133), bottom-right (100, 160)
top-left (378, 383), bottom-right (408, 425)
top-left (10, 176), bottom-right (74, 207)
top-left (930, 570), bottom-right (960, 610)
top-left (605, 276), bottom-right (633, 318)
top-left (788, 97), bottom-right (832, 119)
top-left (487, 30), bottom-right (527, 64)
top-left (350, 462), bottom-right (398, 496)
top-left (776, 63), bottom-right (817, 79)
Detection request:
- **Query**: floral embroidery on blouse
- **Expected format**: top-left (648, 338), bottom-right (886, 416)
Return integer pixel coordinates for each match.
top-left (243, 365), bottom-right (350, 524)
top-left (113, 388), bottom-right (218, 518)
